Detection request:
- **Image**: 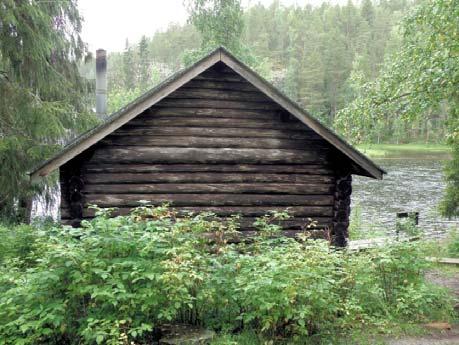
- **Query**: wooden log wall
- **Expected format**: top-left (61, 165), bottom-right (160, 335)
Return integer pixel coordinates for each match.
top-left (331, 173), bottom-right (352, 247)
top-left (61, 63), bottom-right (353, 239)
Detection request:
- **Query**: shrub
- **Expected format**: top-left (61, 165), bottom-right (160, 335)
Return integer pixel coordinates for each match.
top-left (0, 206), bottom-right (454, 344)
top-left (447, 229), bottom-right (459, 258)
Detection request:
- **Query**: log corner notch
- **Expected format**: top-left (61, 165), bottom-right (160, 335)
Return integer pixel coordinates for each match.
top-left (331, 172), bottom-right (352, 247)
top-left (60, 150), bottom-right (94, 227)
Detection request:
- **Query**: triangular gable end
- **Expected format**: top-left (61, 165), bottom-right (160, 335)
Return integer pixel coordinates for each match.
top-left (30, 47), bottom-right (385, 181)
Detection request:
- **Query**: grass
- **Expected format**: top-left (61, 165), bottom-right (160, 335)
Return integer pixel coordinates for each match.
top-left (356, 143), bottom-right (450, 158)
top-left (209, 324), bottom-right (430, 345)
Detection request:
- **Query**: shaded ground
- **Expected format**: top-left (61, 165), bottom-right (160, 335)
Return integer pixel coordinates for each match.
top-left (386, 325), bottom-right (459, 345)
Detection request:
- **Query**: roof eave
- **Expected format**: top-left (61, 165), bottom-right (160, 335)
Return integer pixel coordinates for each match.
top-left (30, 46), bottom-right (385, 182)
top-left (30, 48), bottom-right (223, 182)
top-left (219, 47), bottom-right (385, 180)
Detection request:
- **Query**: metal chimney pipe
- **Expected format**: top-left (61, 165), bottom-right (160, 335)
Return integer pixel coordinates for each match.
top-left (95, 49), bottom-right (107, 118)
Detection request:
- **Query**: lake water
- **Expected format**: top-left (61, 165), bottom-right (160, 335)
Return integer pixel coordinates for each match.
top-left (352, 157), bottom-right (459, 237)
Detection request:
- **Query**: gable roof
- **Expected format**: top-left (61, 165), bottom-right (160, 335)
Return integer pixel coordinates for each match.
top-left (30, 47), bottom-right (385, 181)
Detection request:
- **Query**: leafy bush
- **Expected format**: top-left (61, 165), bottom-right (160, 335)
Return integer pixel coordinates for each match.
top-left (447, 229), bottom-right (459, 258)
top-left (0, 206), bottom-right (453, 344)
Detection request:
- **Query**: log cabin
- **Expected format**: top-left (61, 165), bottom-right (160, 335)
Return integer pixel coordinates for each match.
top-left (30, 47), bottom-right (385, 246)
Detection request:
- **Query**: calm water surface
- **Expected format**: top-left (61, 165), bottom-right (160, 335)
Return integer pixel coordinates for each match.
top-left (352, 157), bottom-right (458, 237)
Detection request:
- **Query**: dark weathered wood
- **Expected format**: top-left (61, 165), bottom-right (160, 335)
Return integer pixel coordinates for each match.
top-left (156, 98), bottom-right (280, 110)
top-left (89, 147), bottom-right (328, 164)
top-left (126, 117), bottom-right (306, 130)
top-left (195, 70), bottom-right (244, 82)
top-left (59, 150), bottom-right (95, 227)
top-left (112, 126), bottom-right (316, 139)
top-left (56, 54), bottom-right (364, 240)
top-left (331, 173), bottom-right (352, 247)
top-left (61, 205), bottom-right (334, 218)
top-left (183, 79), bottom-right (258, 92)
top-left (84, 183), bottom-right (334, 195)
top-left (237, 217), bottom-right (332, 229)
top-left (84, 172), bottom-right (335, 184)
top-left (220, 49), bottom-right (384, 180)
top-left (31, 49), bottom-right (222, 181)
top-left (100, 136), bottom-right (326, 149)
top-left (83, 194), bottom-right (335, 207)
top-left (146, 107), bottom-right (281, 119)
top-left (84, 163), bottom-right (334, 175)
top-left (169, 88), bottom-right (270, 102)
top-left (60, 212), bottom-right (332, 229)
top-left (233, 229), bottom-right (328, 239)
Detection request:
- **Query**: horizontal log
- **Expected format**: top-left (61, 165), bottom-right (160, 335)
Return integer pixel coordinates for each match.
top-left (237, 217), bottom-right (332, 230)
top-left (146, 107), bottom-right (281, 119)
top-left (126, 117), bottom-right (305, 130)
top-left (61, 205), bottom-right (334, 218)
top-left (89, 147), bottom-right (328, 164)
top-left (83, 163), bottom-right (334, 175)
top-left (83, 183), bottom-right (334, 195)
top-left (231, 229), bottom-right (328, 239)
top-left (111, 126), bottom-right (316, 139)
top-left (84, 172), bottom-right (335, 184)
top-left (183, 80), bottom-right (258, 92)
top-left (194, 71), bottom-right (244, 82)
top-left (59, 215), bottom-right (329, 235)
top-left (83, 194), bottom-right (335, 207)
top-left (100, 136), bottom-right (325, 149)
top-left (156, 98), bottom-right (280, 110)
top-left (168, 88), bottom-right (269, 102)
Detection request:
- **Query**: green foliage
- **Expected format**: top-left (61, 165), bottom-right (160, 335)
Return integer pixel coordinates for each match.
top-left (441, 125), bottom-right (459, 217)
top-left (185, 0), bottom-right (244, 54)
top-left (0, 206), bottom-right (453, 344)
top-left (106, 0), bottom-right (428, 134)
top-left (335, 0), bottom-right (459, 216)
top-left (0, 0), bottom-right (97, 220)
top-left (0, 223), bottom-right (46, 267)
top-left (446, 229), bottom-right (459, 258)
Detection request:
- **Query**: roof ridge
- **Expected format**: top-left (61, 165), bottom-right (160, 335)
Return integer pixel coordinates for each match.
top-left (30, 46), bottom-right (385, 181)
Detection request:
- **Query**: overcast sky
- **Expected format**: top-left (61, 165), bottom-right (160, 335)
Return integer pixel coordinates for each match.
top-left (79, 0), bottom-right (345, 53)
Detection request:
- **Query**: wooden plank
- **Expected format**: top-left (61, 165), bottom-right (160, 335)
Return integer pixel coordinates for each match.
top-left (168, 88), bottom-right (270, 102)
top-left (194, 71), bottom-right (244, 82)
top-left (83, 164), bottom-right (335, 175)
top-left (83, 183), bottom-right (334, 195)
top-left (100, 136), bottom-right (326, 149)
top-left (237, 217), bottom-right (332, 229)
top-left (84, 172), bottom-right (335, 184)
top-left (146, 107), bottom-right (280, 119)
top-left (31, 50), bottom-right (221, 180)
top-left (235, 229), bottom-right (328, 238)
top-left (61, 205), bottom-right (334, 218)
top-left (426, 257), bottom-right (459, 265)
top-left (126, 117), bottom-right (306, 130)
top-left (156, 98), bottom-right (280, 110)
top-left (183, 80), bottom-right (258, 92)
top-left (89, 147), bottom-right (328, 164)
top-left (83, 194), bottom-right (335, 207)
top-left (111, 127), bottom-right (317, 139)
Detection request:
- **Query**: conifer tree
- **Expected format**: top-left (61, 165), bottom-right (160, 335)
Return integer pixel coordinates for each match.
top-left (0, 0), bottom-right (96, 221)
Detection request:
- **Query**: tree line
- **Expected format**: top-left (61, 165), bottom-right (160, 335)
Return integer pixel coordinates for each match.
top-left (99, 0), bottom-right (448, 144)
top-left (1, 0), bottom-right (457, 221)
